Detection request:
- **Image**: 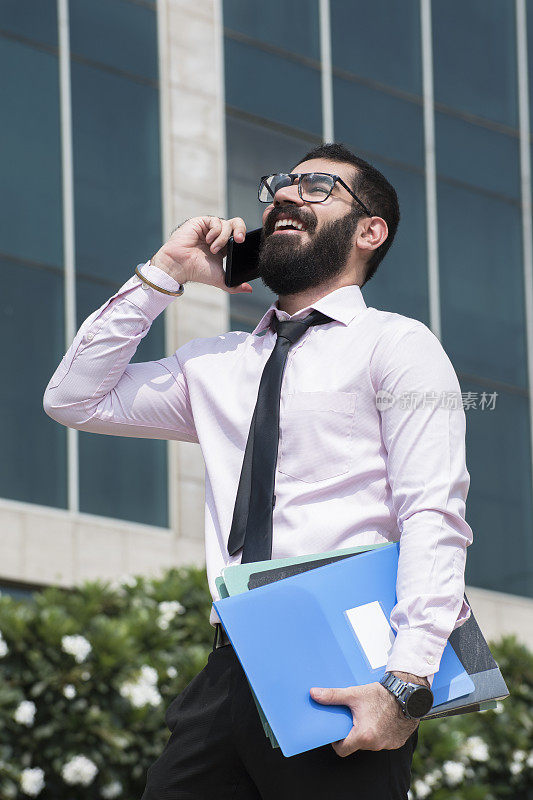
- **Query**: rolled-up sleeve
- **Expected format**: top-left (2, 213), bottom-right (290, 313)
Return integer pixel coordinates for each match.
top-left (372, 320), bottom-right (473, 677)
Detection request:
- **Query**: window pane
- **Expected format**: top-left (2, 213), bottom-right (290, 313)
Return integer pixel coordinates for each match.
top-left (333, 77), bottom-right (424, 169)
top-left (463, 382), bottom-right (533, 597)
top-left (331, 0), bottom-right (422, 96)
top-left (361, 162), bottom-right (429, 326)
top-left (223, 0), bottom-right (320, 60)
top-left (0, 261), bottom-right (67, 508)
top-left (69, 0), bottom-right (158, 80)
top-left (1, 0), bottom-right (57, 47)
top-left (76, 277), bottom-right (168, 527)
top-left (0, 38), bottom-right (62, 268)
top-left (438, 182), bottom-right (526, 388)
top-left (224, 38), bottom-right (322, 137)
top-left (435, 113), bottom-right (520, 200)
top-left (226, 116), bottom-right (318, 329)
top-left (71, 61), bottom-right (162, 284)
top-left (432, 0), bottom-right (518, 127)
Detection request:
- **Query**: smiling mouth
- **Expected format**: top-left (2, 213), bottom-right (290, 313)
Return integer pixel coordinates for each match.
top-left (270, 217), bottom-right (310, 235)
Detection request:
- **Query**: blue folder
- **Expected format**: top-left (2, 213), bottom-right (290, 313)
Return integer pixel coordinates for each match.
top-left (214, 543), bottom-right (474, 757)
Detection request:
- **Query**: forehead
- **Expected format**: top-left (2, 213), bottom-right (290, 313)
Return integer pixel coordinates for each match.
top-left (290, 158), bottom-right (357, 186)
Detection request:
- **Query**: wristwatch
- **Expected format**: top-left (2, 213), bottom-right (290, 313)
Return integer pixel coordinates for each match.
top-left (379, 672), bottom-right (434, 720)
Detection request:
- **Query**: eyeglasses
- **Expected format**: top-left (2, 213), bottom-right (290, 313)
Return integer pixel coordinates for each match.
top-left (258, 172), bottom-right (373, 216)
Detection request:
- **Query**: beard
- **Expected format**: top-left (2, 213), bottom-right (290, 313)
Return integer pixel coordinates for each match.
top-left (257, 206), bottom-right (363, 296)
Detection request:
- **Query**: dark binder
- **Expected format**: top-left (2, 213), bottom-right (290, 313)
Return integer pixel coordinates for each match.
top-left (247, 557), bottom-right (509, 719)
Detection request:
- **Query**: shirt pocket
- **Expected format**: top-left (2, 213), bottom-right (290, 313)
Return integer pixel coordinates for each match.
top-left (278, 391), bottom-right (357, 483)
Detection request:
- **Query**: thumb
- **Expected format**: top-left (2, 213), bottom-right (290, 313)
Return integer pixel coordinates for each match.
top-left (310, 686), bottom-right (354, 706)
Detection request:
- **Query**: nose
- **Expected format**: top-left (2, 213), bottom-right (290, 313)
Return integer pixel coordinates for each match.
top-left (273, 181), bottom-right (305, 207)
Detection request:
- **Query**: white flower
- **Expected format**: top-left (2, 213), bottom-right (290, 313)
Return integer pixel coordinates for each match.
top-left (119, 664), bottom-right (161, 708)
top-left (0, 631), bottom-right (8, 658)
top-left (81, 670), bottom-right (91, 680)
top-left (20, 767), bottom-right (45, 796)
top-left (14, 700), bottom-right (36, 727)
top-left (412, 778), bottom-right (431, 799)
top-left (62, 684), bottom-right (77, 699)
top-left (157, 600), bottom-right (185, 629)
top-left (61, 634), bottom-right (92, 663)
top-left (442, 760), bottom-right (466, 786)
top-left (424, 769), bottom-right (442, 789)
top-left (101, 780), bottom-right (122, 798)
top-left (120, 681), bottom-right (162, 708)
top-left (464, 735), bottom-right (489, 762)
top-left (108, 574), bottom-right (137, 592)
top-left (510, 750), bottom-right (526, 775)
top-left (140, 665), bottom-right (158, 684)
top-left (61, 754), bottom-right (98, 786)
top-left (167, 666), bottom-right (178, 678)
top-left (526, 752), bottom-right (533, 768)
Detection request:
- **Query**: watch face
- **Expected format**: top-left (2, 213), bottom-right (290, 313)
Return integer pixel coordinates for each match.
top-left (406, 686), bottom-right (434, 718)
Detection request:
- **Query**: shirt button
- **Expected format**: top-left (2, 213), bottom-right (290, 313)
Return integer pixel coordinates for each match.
top-left (426, 655), bottom-right (435, 665)
top-left (141, 282), bottom-right (150, 291)
top-left (86, 332), bottom-right (95, 342)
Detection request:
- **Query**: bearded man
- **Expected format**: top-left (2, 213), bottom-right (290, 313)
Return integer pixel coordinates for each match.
top-left (44, 142), bottom-right (473, 800)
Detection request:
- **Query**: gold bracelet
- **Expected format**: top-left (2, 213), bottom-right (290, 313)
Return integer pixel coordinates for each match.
top-left (134, 261), bottom-right (185, 296)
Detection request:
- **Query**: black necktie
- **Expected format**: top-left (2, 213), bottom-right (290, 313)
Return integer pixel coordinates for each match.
top-left (227, 308), bottom-right (333, 563)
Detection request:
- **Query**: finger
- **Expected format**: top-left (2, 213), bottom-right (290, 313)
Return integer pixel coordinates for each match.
top-left (229, 217), bottom-right (247, 243)
top-left (225, 282), bottom-right (253, 295)
top-left (205, 218), bottom-right (223, 245)
top-left (331, 728), bottom-right (362, 758)
top-left (310, 687), bottom-right (356, 706)
top-left (211, 219), bottom-right (235, 253)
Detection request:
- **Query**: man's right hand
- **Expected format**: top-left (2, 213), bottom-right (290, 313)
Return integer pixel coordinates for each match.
top-left (150, 216), bottom-right (253, 294)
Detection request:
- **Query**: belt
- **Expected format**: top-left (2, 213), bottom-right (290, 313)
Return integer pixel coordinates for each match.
top-left (213, 622), bottom-right (231, 649)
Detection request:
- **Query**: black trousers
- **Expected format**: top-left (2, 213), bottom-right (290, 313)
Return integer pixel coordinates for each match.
top-left (141, 642), bottom-right (418, 800)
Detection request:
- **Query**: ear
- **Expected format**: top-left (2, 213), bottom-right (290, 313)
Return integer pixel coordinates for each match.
top-left (356, 217), bottom-right (388, 253)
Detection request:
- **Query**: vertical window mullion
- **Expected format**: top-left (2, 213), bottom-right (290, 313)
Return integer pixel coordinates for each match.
top-left (156, 0), bottom-right (174, 533)
top-left (516, 0), bottom-right (533, 522)
top-left (319, 0), bottom-right (334, 143)
top-left (420, 0), bottom-right (440, 340)
top-left (57, 0), bottom-right (78, 513)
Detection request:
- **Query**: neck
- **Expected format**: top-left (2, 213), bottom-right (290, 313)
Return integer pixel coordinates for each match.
top-left (276, 275), bottom-right (360, 316)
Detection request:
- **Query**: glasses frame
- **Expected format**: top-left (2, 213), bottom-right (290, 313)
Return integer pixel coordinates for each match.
top-left (258, 172), bottom-right (373, 217)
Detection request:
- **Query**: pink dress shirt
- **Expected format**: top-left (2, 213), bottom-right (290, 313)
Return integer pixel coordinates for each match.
top-left (43, 261), bottom-right (473, 678)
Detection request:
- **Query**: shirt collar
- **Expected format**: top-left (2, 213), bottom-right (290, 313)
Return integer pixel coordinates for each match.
top-left (251, 284), bottom-right (367, 335)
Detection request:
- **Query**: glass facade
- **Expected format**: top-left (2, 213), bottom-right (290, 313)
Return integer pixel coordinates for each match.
top-left (0, 0), bottom-right (167, 526)
top-left (223, 0), bottom-right (533, 598)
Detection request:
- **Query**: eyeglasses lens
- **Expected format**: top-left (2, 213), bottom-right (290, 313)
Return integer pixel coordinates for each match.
top-left (259, 173), bottom-right (335, 202)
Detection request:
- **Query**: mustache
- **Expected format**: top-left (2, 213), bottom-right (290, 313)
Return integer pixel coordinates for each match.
top-left (263, 207), bottom-right (317, 237)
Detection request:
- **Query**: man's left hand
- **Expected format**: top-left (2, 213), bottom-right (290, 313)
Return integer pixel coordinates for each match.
top-left (310, 672), bottom-right (428, 757)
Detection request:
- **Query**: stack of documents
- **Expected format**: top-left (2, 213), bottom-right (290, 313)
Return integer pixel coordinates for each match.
top-left (214, 543), bottom-right (508, 757)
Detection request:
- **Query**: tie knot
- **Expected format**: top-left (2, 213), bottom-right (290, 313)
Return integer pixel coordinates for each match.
top-left (272, 309), bottom-right (332, 345)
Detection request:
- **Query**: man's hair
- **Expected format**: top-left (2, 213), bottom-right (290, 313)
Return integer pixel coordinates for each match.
top-left (295, 143), bottom-right (400, 285)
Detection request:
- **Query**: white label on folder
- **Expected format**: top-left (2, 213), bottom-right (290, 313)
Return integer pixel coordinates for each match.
top-left (345, 601), bottom-right (396, 669)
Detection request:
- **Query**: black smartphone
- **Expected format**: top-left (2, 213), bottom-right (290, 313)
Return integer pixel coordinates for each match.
top-left (224, 227), bottom-right (263, 288)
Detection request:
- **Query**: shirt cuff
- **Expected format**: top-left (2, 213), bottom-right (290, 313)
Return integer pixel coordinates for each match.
top-left (123, 261), bottom-right (184, 318)
top-left (386, 628), bottom-right (447, 678)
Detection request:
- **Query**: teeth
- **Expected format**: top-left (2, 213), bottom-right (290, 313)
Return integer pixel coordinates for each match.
top-left (274, 219), bottom-right (305, 231)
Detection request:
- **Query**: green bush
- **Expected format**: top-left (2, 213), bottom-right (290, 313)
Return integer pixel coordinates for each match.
top-left (411, 636), bottom-right (533, 800)
top-left (0, 568), bottom-right (531, 799)
top-left (0, 567), bottom-right (214, 799)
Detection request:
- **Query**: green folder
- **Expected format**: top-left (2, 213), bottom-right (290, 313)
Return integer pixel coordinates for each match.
top-left (222, 544), bottom-right (389, 596)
